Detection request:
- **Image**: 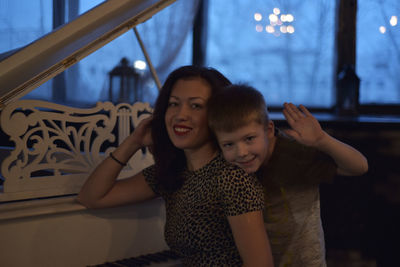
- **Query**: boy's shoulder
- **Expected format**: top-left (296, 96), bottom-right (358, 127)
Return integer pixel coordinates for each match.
top-left (274, 128), bottom-right (318, 158)
top-left (260, 128), bottom-right (337, 184)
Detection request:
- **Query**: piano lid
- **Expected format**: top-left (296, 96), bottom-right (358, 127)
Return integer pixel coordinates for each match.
top-left (0, 0), bottom-right (177, 109)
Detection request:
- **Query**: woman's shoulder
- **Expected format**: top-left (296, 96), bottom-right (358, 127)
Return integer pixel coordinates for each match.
top-left (142, 164), bottom-right (156, 178)
top-left (141, 164), bottom-right (159, 191)
top-left (212, 154), bottom-right (248, 175)
top-left (212, 155), bottom-right (259, 185)
top-left (213, 156), bottom-right (265, 214)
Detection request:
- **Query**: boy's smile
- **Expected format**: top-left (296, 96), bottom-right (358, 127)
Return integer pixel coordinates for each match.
top-left (216, 121), bottom-right (271, 173)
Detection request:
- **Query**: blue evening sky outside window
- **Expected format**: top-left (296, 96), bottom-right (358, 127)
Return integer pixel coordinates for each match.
top-left (1, 0), bottom-right (399, 108)
top-left (0, 0), bottom-right (192, 106)
top-left (0, 0), bottom-right (101, 54)
top-left (206, 0), bottom-right (336, 108)
top-left (357, 0), bottom-right (400, 105)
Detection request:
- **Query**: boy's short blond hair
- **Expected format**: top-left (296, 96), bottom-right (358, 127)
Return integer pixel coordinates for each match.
top-left (208, 84), bottom-right (270, 133)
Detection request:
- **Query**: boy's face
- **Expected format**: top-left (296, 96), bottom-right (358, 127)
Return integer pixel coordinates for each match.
top-left (215, 121), bottom-right (274, 173)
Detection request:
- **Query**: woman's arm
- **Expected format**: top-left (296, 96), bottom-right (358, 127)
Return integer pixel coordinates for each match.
top-left (77, 117), bottom-right (157, 208)
top-left (282, 103), bottom-right (368, 176)
top-left (228, 210), bottom-right (274, 267)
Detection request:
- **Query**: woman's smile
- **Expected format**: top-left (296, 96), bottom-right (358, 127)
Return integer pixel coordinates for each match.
top-left (173, 124), bottom-right (192, 136)
top-left (165, 78), bottom-right (213, 151)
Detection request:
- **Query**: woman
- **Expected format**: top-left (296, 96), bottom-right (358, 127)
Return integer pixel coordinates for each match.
top-left (77, 66), bottom-right (273, 266)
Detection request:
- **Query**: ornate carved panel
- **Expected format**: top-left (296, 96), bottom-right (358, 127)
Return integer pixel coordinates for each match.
top-left (0, 100), bottom-right (153, 201)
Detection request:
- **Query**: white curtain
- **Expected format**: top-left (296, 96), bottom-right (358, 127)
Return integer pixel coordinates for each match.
top-left (78, 0), bottom-right (200, 106)
top-left (138, 0), bottom-right (200, 81)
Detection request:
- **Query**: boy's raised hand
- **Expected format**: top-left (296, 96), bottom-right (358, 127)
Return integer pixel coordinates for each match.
top-left (282, 102), bottom-right (326, 147)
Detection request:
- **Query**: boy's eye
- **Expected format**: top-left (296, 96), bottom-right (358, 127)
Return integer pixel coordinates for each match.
top-left (222, 143), bottom-right (233, 148)
top-left (246, 136), bottom-right (255, 142)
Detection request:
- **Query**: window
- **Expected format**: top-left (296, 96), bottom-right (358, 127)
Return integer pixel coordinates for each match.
top-left (0, 0), bottom-right (195, 107)
top-left (0, 1), bottom-right (53, 53)
top-left (206, 0), bottom-right (336, 108)
top-left (2, 0), bottom-right (399, 110)
top-left (357, 1), bottom-right (400, 105)
top-left (206, 0), bottom-right (400, 110)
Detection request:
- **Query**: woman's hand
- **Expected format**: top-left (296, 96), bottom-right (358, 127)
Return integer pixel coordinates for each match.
top-left (77, 115), bottom-right (157, 209)
top-left (131, 115), bottom-right (153, 148)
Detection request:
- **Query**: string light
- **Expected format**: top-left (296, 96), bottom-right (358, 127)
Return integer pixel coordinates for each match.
top-left (390, 15), bottom-right (397, 26)
top-left (254, 13), bottom-right (262, 21)
top-left (273, 8), bottom-right (280, 15)
top-left (254, 8), bottom-right (295, 36)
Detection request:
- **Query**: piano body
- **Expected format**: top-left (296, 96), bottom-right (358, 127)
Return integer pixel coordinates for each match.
top-left (0, 0), bottom-right (184, 266)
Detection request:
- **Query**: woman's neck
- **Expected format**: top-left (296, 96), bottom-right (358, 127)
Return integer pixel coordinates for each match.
top-left (184, 143), bottom-right (218, 171)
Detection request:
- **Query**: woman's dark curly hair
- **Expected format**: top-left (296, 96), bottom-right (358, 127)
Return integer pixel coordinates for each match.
top-left (151, 65), bottom-right (231, 191)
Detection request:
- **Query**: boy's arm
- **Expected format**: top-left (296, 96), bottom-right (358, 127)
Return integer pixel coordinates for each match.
top-left (282, 102), bottom-right (368, 176)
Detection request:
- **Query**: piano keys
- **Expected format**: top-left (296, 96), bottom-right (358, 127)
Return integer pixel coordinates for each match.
top-left (89, 249), bottom-right (181, 267)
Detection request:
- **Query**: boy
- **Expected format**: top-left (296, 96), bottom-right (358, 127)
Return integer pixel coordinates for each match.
top-left (208, 84), bottom-right (368, 267)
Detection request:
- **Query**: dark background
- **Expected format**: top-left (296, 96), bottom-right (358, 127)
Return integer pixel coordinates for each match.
top-left (275, 117), bottom-right (400, 267)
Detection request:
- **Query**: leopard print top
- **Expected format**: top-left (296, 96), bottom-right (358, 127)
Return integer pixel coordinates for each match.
top-left (143, 153), bottom-right (264, 266)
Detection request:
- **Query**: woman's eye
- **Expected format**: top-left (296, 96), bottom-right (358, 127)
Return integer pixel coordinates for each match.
top-left (168, 102), bottom-right (178, 107)
top-left (191, 103), bottom-right (202, 109)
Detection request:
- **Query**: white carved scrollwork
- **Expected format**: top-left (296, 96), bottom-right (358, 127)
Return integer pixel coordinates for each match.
top-left (0, 100), bottom-right (154, 201)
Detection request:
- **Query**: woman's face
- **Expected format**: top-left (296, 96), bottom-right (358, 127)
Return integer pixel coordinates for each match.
top-left (165, 77), bottom-right (213, 152)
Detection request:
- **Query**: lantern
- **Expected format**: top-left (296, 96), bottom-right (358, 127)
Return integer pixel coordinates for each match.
top-left (336, 64), bottom-right (360, 116)
top-left (108, 57), bottom-right (140, 103)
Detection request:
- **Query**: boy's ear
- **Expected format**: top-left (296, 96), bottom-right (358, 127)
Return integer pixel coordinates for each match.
top-left (266, 120), bottom-right (275, 139)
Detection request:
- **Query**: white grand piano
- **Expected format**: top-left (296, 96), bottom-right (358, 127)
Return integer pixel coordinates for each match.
top-left (0, 1), bottom-right (186, 266)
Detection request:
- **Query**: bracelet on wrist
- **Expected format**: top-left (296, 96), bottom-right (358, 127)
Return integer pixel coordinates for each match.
top-left (109, 152), bottom-right (127, 166)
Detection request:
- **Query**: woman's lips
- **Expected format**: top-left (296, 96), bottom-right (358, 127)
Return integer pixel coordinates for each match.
top-left (173, 125), bottom-right (192, 136)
